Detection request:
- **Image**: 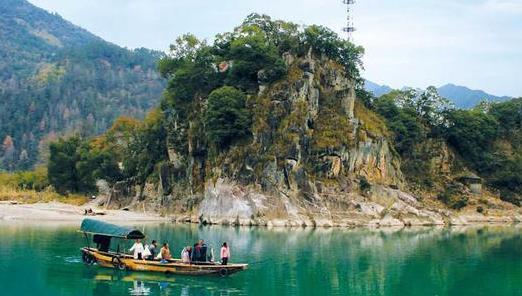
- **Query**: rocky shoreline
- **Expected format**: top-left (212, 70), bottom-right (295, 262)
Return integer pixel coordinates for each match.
top-left (169, 213), bottom-right (522, 228)
top-left (1, 199), bottom-right (520, 228)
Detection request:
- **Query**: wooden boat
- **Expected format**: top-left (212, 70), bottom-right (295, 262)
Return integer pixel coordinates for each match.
top-left (79, 219), bottom-right (247, 276)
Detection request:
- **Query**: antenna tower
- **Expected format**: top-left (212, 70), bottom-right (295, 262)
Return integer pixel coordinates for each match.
top-left (342, 0), bottom-right (356, 41)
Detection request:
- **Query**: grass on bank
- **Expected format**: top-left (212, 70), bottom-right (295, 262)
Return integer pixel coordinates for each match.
top-left (0, 167), bottom-right (88, 206)
top-left (0, 185), bottom-right (88, 205)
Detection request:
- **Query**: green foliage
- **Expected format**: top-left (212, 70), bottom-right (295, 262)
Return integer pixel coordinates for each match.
top-left (48, 135), bottom-right (123, 194)
top-left (394, 87), bottom-right (454, 131)
top-left (373, 91), bottom-right (427, 155)
top-left (204, 87), bottom-right (251, 150)
top-left (0, 165), bottom-right (48, 191)
top-left (312, 92), bottom-right (355, 151)
top-left (371, 87), bottom-right (521, 204)
top-left (359, 176), bottom-right (371, 194)
top-left (438, 185), bottom-right (469, 210)
top-left (123, 109), bottom-right (168, 186)
top-left (302, 25), bottom-right (364, 84)
top-left (76, 143), bottom-right (122, 192)
top-left (159, 34), bottom-right (221, 103)
top-left (445, 109), bottom-right (498, 166)
top-left (48, 136), bottom-right (82, 193)
top-left (156, 14), bottom-right (365, 164)
top-left (0, 1), bottom-right (165, 171)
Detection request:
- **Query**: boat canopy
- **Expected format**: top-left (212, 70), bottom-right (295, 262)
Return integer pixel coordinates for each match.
top-left (80, 218), bottom-right (145, 239)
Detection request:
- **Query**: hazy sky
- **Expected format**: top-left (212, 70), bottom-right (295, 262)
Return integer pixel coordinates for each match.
top-left (28, 0), bottom-right (522, 97)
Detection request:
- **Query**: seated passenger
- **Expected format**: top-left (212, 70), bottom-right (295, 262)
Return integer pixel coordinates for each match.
top-left (148, 240), bottom-right (158, 260)
top-left (160, 242), bottom-right (171, 263)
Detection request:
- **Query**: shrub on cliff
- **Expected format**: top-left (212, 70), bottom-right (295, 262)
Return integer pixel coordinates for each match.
top-left (438, 185), bottom-right (469, 210)
top-left (204, 86), bottom-right (251, 150)
top-left (303, 25), bottom-right (364, 84)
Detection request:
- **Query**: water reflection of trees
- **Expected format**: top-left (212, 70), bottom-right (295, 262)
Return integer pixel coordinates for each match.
top-left (138, 224), bottom-right (522, 295)
top-left (1, 222), bottom-right (521, 295)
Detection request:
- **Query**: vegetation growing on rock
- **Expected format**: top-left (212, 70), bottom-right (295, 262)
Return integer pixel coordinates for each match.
top-left (13, 13), bottom-right (520, 219)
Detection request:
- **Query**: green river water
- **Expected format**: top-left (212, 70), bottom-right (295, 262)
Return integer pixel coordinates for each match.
top-left (0, 222), bottom-right (521, 296)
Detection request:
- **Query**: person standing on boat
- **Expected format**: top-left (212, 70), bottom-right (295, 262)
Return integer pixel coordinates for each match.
top-left (129, 239), bottom-right (144, 260)
top-left (199, 240), bottom-right (208, 262)
top-left (181, 246), bottom-right (191, 263)
top-left (192, 241), bottom-right (201, 262)
top-left (220, 242), bottom-right (230, 265)
top-left (148, 240), bottom-right (158, 260)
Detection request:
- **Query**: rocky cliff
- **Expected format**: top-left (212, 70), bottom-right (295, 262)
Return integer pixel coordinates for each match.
top-left (99, 50), bottom-right (520, 226)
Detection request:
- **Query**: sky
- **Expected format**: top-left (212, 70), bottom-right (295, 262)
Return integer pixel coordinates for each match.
top-left (28, 0), bottom-right (522, 97)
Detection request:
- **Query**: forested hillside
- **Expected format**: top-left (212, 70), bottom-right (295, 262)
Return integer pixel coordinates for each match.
top-left (0, 0), bottom-right (165, 171)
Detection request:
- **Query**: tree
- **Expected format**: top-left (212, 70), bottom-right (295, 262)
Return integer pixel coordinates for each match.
top-left (373, 91), bottom-right (427, 155)
top-left (302, 25), bottom-right (364, 84)
top-left (395, 86), bottom-right (454, 130)
top-left (48, 136), bottom-right (82, 193)
top-left (76, 143), bottom-right (122, 193)
top-left (444, 109), bottom-right (498, 168)
top-left (204, 86), bottom-right (251, 149)
top-left (123, 108), bottom-right (168, 199)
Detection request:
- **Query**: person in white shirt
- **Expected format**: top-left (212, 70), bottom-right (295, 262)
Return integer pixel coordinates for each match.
top-left (129, 239), bottom-right (145, 260)
top-left (181, 246), bottom-right (192, 264)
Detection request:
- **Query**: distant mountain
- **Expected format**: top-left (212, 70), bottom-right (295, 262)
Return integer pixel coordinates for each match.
top-left (0, 0), bottom-right (165, 171)
top-left (437, 84), bottom-right (511, 109)
top-left (364, 80), bottom-right (511, 109)
top-left (364, 80), bottom-right (393, 97)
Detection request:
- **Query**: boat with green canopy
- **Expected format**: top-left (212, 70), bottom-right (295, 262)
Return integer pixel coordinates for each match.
top-left (80, 218), bottom-right (248, 276)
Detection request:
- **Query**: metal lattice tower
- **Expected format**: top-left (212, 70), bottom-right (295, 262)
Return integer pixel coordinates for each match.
top-left (342, 0), bottom-right (356, 41)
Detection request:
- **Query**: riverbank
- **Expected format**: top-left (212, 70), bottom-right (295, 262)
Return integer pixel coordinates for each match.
top-left (0, 200), bottom-right (520, 227)
top-left (0, 201), bottom-right (167, 222)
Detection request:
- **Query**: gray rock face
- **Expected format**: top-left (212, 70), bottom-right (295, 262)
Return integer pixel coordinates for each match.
top-left (109, 53), bottom-right (519, 227)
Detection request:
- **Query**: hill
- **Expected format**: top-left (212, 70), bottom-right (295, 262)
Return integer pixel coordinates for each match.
top-left (364, 80), bottom-right (393, 97)
top-left (437, 84), bottom-right (511, 109)
top-left (364, 81), bottom-right (511, 109)
top-left (0, 0), bottom-right (165, 171)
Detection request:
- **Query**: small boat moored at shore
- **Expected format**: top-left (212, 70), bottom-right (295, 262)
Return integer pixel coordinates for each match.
top-left (79, 219), bottom-right (247, 276)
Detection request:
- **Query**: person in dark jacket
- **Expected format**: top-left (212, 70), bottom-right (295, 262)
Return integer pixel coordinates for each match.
top-left (191, 242), bottom-right (201, 262)
top-left (199, 240), bottom-right (208, 262)
top-left (148, 240), bottom-right (158, 260)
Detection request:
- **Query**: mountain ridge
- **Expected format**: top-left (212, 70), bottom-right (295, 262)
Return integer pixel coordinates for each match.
top-left (364, 80), bottom-right (511, 108)
top-left (0, 0), bottom-right (165, 171)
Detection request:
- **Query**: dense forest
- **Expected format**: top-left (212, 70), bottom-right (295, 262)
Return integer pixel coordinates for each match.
top-left (0, 0), bottom-right (165, 171)
top-left (39, 14), bottom-right (521, 208)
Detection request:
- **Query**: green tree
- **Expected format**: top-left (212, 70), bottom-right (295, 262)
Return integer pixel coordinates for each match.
top-left (204, 86), bottom-right (251, 149)
top-left (123, 109), bottom-right (168, 199)
top-left (444, 109), bottom-right (498, 168)
top-left (48, 136), bottom-right (82, 193)
top-left (374, 91), bottom-right (427, 155)
top-left (302, 25), bottom-right (364, 84)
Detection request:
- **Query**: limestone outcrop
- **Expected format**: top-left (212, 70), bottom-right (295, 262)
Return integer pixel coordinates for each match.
top-left (103, 53), bottom-right (521, 227)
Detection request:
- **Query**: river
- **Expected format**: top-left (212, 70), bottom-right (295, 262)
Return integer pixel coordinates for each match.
top-left (0, 222), bottom-right (520, 296)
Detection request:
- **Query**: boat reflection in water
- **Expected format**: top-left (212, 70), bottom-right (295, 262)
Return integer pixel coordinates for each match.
top-left (83, 266), bottom-right (238, 296)
top-left (128, 281), bottom-right (151, 296)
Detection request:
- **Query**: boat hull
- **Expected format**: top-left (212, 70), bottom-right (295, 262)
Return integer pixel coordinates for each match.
top-left (81, 247), bottom-right (247, 276)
